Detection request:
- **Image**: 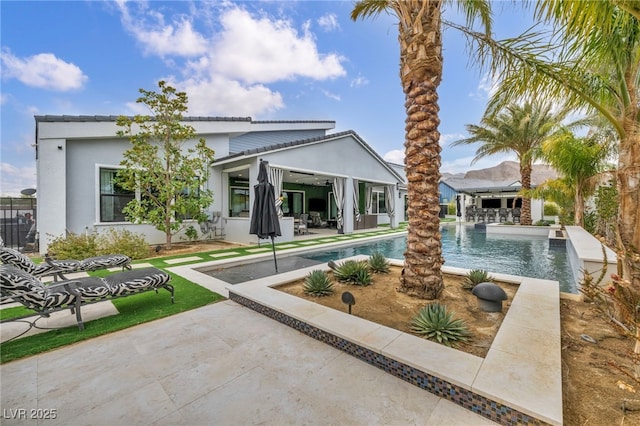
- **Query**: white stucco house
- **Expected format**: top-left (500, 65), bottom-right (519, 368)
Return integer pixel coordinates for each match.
top-left (35, 115), bottom-right (405, 254)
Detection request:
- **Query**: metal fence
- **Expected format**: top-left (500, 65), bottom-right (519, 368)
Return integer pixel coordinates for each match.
top-left (0, 197), bottom-right (37, 251)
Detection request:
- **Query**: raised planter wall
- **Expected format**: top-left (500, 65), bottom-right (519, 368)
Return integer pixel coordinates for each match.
top-left (564, 226), bottom-right (617, 288)
top-left (485, 223), bottom-right (559, 237)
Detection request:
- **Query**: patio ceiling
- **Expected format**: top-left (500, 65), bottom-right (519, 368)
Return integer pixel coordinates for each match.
top-left (227, 168), bottom-right (334, 187)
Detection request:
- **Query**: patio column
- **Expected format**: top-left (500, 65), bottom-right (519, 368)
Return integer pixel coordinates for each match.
top-left (343, 177), bottom-right (354, 234)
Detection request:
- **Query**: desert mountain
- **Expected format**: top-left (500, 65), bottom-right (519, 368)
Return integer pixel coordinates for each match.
top-left (462, 161), bottom-right (557, 186)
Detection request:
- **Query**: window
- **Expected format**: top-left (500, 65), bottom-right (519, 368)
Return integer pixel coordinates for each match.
top-left (230, 187), bottom-right (250, 217)
top-left (281, 190), bottom-right (304, 217)
top-left (100, 168), bottom-right (134, 222)
top-left (371, 190), bottom-right (387, 214)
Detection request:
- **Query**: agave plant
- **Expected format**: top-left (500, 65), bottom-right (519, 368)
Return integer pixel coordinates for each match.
top-left (462, 269), bottom-right (494, 290)
top-left (352, 268), bottom-right (372, 286)
top-left (410, 303), bottom-right (471, 347)
top-left (303, 270), bottom-right (334, 297)
top-left (330, 259), bottom-right (370, 284)
top-left (368, 252), bottom-right (390, 274)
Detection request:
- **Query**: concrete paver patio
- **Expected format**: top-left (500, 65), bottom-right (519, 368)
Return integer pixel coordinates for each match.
top-left (0, 300), bottom-right (495, 425)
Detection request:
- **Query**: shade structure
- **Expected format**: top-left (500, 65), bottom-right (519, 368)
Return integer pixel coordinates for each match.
top-left (249, 161), bottom-right (282, 272)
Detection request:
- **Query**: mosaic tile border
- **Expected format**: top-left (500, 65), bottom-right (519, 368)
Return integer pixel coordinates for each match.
top-left (229, 292), bottom-right (549, 426)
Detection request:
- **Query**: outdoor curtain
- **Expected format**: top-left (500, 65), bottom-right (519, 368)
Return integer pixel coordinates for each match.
top-left (353, 179), bottom-right (360, 222)
top-left (269, 166), bottom-right (284, 218)
top-left (384, 185), bottom-right (395, 222)
top-left (332, 177), bottom-right (345, 229)
top-left (365, 186), bottom-right (373, 214)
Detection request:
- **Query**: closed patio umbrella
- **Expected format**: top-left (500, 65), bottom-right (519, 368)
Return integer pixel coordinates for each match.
top-left (250, 160), bottom-right (282, 272)
top-left (456, 195), bottom-right (462, 221)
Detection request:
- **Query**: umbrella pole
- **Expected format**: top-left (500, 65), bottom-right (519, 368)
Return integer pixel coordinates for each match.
top-left (271, 236), bottom-right (278, 272)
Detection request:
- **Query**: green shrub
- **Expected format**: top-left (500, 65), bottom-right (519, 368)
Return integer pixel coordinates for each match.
top-left (183, 225), bottom-right (199, 244)
top-left (447, 201), bottom-right (456, 215)
top-left (331, 260), bottom-right (371, 285)
top-left (97, 228), bottom-right (151, 260)
top-left (543, 202), bottom-right (560, 216)
top-left (368, 252), bottom-right (390, 273)
top-left (410, 303), bottom-right (471, 347)
top-left (534, 220), bottom-right (550, 226)
top-left (583, 209), bottom-right (597, 235)
top-left (47, 232), bottom-right (99, 259)
top-left (47, 229), bottom-right (151, 260)
top-left (303, 270), bottom-right (334, 297)
top-left (462, 269), bottom-right (493, 290)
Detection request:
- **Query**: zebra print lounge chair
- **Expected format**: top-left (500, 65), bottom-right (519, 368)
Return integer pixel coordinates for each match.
top-left (0, 246), bottom-right (131, 281)
top-left (0, 265), bottom-right (173, 336)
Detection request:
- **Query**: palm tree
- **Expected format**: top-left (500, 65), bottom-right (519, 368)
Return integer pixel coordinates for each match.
top-left (451, 101), bottom-right (570, 225)
top-left (486, 1), bottom-right (639, 291)
top-left (539, 130), bottom-right (614, 227)
top-left (351, 0), bottom-right (493, 299)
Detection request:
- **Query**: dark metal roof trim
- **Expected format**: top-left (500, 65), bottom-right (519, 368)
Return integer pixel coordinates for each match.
top-left (34, 115), bottom-right (252, 123)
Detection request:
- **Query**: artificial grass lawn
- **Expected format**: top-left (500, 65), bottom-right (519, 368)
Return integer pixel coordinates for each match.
top-left (0, 272), bottom-right (224, 364)
top-left (1, 226), bottom-right (411, 364)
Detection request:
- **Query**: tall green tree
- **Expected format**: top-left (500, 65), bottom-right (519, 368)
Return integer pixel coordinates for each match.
top-left (486, 1), bottom-right (640, 290)
top-left (116, 81), bottom-right (216, 250)
top-left (351, 0), bottom-right (493, 299)
top-left (452, 101), bottom-right (570, 225)
top-left (539, 131), bottom-right (614, 227)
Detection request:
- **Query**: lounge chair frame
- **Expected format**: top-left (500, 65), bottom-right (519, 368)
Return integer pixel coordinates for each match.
top-left (0, 246), bottom-right (131, 281)
top-left (1, 266), bottom-right (173, 341)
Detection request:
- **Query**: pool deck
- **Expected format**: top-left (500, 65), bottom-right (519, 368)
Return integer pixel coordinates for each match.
top-left (170, 251), bottom-right (563, 425)
top-left (2, 226), bottom-right (563, 425)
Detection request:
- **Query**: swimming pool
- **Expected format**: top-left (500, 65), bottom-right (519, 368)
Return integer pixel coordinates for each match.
top-left (302, 224), bottom-right (577, 293)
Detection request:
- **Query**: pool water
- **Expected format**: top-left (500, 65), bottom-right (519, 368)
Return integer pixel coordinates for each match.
top-left (302, 224), bottom-right (577, 293)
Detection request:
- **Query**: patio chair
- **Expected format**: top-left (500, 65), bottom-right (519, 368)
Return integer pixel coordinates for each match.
top-left (476, 208), bottom-right (486, 223)
top-left (295, 214), bottom-right (309, 235)
top-left (512, 207), bottom-right (521, 223)
top-left (0, 264), bottom-right (173, 335)
top-left (486, 208), bottom-right (496, 223)
top-left (498, 208), bottom-right (509, 222)
top-left (309, 211), bottom-right (328, 228)
top-left (0, 246), bottom-right (131, 281)
top-left (465, 206), bottom-right (477, 222)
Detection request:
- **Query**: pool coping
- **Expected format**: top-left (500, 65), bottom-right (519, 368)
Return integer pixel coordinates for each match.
top-left (169, 254), bottom-right (562, 426)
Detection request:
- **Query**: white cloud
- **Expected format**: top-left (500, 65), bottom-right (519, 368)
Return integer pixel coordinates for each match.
top-left (0, 162), bottom-right (37, 197)
top-left (350, 75), bottom-right (369, 88)
top-left (211, 8), bottom-right (346, 84)
top-left (318, 13), bottom-right (340, 31)
top-left (114, 3), bottom-right (347, 117)
top-left (116, 2), bottom-right (208, 57)
top-left (439, 132), bottom-right (465, 147)
top-left (383, 149), bottom-right (404, 164)
top-left (179, 76), bottom-right (284, 116)
top-left (321, 89), bottom-right (341, 101)
top-left (0, 48), bottom-right (88, 91)
top-left (469, 72), bottom-right (498, 101)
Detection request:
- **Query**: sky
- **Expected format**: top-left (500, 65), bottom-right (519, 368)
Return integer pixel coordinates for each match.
top-left (0, 0), bottom-right (538, 197)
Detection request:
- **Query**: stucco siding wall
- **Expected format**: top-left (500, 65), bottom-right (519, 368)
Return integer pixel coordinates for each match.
top-left (37, 139), bottom-right (68, 252)
top-left (66, 138), bottom-right (130, 235)
top-left (262, 136), bottom-right (399, 184)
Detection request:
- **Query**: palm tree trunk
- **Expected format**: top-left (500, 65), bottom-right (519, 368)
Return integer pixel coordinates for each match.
top-left (574, 185), bottom-right (584, 227)
top-left (397, 2), bottom-right (445, 299)
top-left (520, 163), bottom-right (533, 225)
top-left (617, 128), bottom-right (640, 291)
